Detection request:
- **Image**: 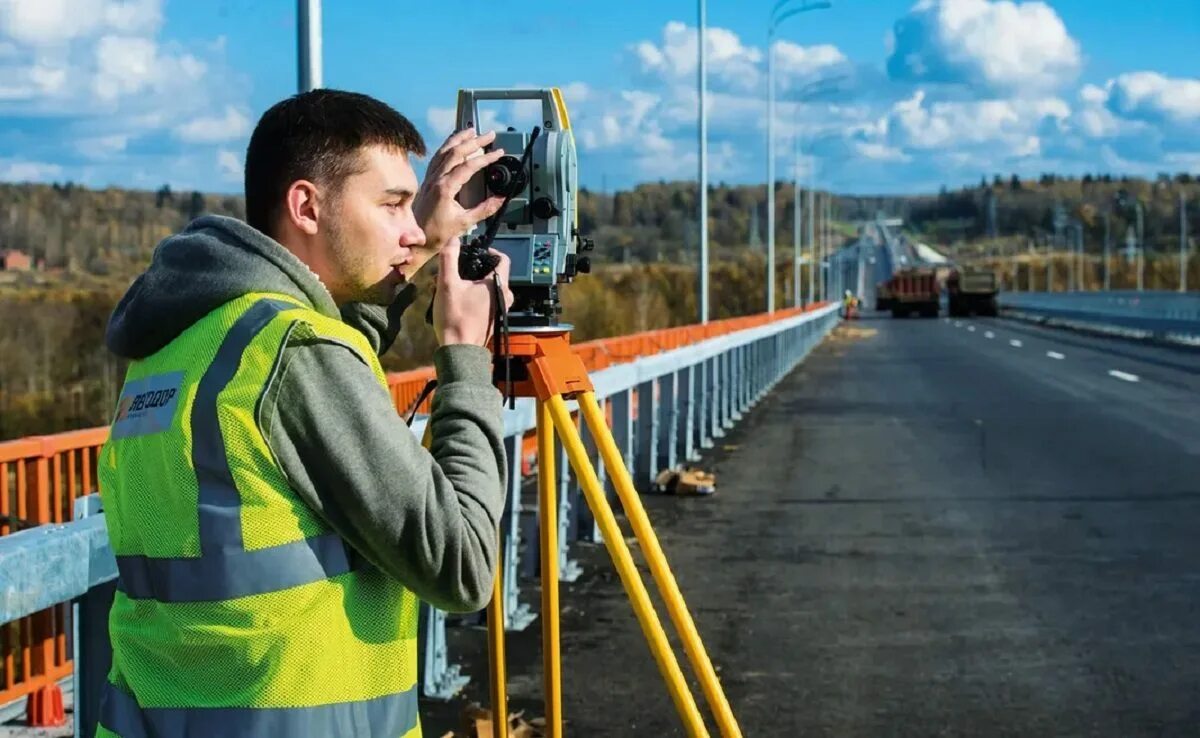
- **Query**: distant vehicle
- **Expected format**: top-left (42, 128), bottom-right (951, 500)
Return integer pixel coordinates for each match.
top-left (946, 267), bottom-right (999, 317)
top-left (875, 279), bottom-right (894, 311)
top-left (886, 267), bottom-right (940, 318)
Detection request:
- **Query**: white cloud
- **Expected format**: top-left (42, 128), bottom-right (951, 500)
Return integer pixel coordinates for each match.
top-left (0, 0), bottom-right (162, 45)
top-left (634, 20), bottom-right (764, 93)
top-left (774, 42), bottom-right (848, 86)
top-left (217, 149), bottom-right (241, 181)
top-left (0, 157), bottom-right (63, 181)
top-left (92, 35), bottom-right (205, 102)
top-left (854, 141), bottom-right (911, 162)
top-left (426, 106), bottom-right (456, 139)
top-left (75, 134), bottom-right (127, 158)
top-left (174, 106), bottom-right (251, 143)
top-left (1107, 72), bottom-right (1200, 126)
top-left (859, 89), bottom-right (1068, 162)
top-left (0, 0), bottom-right (246, 190)
top-left (887, 0), bottom-right (1081, 92)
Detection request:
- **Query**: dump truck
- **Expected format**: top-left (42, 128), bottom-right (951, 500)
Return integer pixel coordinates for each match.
top-left (874, 280), bottom-right (894, 311)
top-left (887, 267), bottom-right (940, 318)
top-left (946, 267), bottom-right (999, 317)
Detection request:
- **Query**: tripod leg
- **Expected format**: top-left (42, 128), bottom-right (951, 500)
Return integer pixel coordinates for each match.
top-left (488, 567), bottom-right (508, 738)
top-left (537, 400), bottom-right (563, 738)
top-left (544, 394), bottom-right (711, 738)
top-left (578, 391), bottom-right (742, 738)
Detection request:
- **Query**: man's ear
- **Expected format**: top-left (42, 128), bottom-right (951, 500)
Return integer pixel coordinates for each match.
top-left (284, 180), bottom-right (320, 236)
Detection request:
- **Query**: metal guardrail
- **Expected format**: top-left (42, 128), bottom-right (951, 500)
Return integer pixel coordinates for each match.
top-left (999, 291), bottom-right (1200, 342)
top-left (0, 302), bottom-right (840, 735)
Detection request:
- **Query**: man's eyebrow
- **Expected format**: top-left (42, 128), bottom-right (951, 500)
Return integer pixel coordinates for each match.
top-left (383, 187), bottom-right (415, 198)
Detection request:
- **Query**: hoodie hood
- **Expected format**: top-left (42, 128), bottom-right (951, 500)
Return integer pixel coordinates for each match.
top-left (106, 215), bottom-right (340, 359)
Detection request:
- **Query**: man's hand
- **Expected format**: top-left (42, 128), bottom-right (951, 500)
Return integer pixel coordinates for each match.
top-left (410, 128), bottom-right (507, 277)
top-left (433, 240), bottom-right (515, 347)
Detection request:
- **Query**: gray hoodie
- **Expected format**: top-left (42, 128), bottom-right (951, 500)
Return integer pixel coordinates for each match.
top-left (106, 214), bottom-right (506, 612)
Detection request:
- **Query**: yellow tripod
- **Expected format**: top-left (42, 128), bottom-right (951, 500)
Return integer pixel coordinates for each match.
top-left (476, 328), bottom-right (742, 738)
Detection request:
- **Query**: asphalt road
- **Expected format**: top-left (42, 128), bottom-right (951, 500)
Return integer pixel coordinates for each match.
top-left (423, 315), bottom-right (1200, 737)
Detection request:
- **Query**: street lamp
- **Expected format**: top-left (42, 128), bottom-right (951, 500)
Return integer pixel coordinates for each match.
top-left (1115, 189), bottom-right (1145, 291)
top-left (298, 0), bottom-right (322, 92)
top-left (789, 75), bottom-right (846, 308)
top-left (767, 0), bottom-right (831, 314)
top-left (698, 0), bottom-right (711, 323)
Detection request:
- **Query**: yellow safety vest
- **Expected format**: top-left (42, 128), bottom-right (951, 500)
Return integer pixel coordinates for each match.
top-left (96, 293), bottom-right (421, 738)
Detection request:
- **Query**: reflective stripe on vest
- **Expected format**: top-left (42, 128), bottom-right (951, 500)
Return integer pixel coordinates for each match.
top-left (112, 299), bottom-right (357, 602)
top-left (100, 681), bottom-right (419, 738)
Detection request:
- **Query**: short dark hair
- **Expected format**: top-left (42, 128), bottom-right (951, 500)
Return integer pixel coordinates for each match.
top-left (244, 88), bottom-right (427, 235)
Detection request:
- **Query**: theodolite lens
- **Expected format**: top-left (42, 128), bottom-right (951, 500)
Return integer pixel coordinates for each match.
top-left (485, 155), bottom-right (528, 198)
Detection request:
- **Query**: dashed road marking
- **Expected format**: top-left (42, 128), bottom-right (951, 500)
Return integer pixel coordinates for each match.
top-left (1047, 351), bottom-right (1065, 360)
top-left (954, 321), bottom-right (963, 328)
top-left (1108, 370), bottom-right (1140, 383)
top-left (1010, 339), bottom-right (1023, 347)
top-left (984, 331), bottom-right (995, 339)
top-left (967, 325), bottom-right (976, 332)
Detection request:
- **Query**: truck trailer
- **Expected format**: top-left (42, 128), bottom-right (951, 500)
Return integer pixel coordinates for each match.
top-left (947, 267), bottom-right (999, 317)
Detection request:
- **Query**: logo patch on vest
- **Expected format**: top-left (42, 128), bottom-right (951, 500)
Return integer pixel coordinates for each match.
top-left (112, 371), bottom-right (185, 440)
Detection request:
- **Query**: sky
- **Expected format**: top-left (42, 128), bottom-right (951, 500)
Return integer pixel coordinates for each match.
top-left (0, 0), bottom-right (1197, 195)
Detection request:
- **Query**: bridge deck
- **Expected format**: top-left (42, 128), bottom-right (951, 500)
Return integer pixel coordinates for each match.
top-left (424, 315), bottom-right (1200, 736)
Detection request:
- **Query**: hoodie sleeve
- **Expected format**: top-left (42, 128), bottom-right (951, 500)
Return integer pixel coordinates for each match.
top-left (338, 283), bottom-right (418, 356)
top-left (259, 327), bottom-right (507, 613)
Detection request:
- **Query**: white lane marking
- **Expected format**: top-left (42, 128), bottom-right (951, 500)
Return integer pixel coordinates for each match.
top-left (1108, 370), bottom-right (1140, 383)
top-left (967, 325), bottom-right (976, 332)
top-left (1010, 339), bottom-right (1023, 347)
top-left (954, 321), bottom-right (963, 328)
top-left (984, 331), bottom-right (995, 339)
top-left (1046, 351), bottom-right (1065, 360)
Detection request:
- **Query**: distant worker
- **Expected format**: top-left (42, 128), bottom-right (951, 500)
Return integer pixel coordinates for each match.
top-left (96, 90), bottom-right (513, 737)
top-left (843, 289), bottom-right (858, 319)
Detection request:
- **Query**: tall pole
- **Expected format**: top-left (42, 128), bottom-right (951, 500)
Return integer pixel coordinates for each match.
top-left (793, 132), bottom-right (802, 307)
top-left (1080, 223), bottom-right (1089, 290)
top-left (1103, 211), bottom-right (1111, 291)
top-left (298, 0), bottom-right (322, 92)
top-left (766, 1), bottom-right (831, 314)
top-left (1181, 190), bottom-right (1188, 293)
top-left (766, 25), bottom-right (777, 314)
top-left (698, 0), bottom-right (709, 323)
top-left (807, 175), bottom-right (815, 305)
top-left (1045, 235), bottom-right (1052, 292)
top-left (1137, 201), bottom-right (1145, 292)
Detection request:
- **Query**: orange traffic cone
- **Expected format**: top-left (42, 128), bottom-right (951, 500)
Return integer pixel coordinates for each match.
top-left (27, 684), bottom-right (66, 727)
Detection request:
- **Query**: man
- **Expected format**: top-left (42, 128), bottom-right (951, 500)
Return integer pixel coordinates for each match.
top-left (96, 89), bottom-right (513, 738)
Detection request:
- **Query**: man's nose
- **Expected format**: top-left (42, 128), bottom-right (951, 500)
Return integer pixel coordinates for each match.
top-left (401, 218), bottom-right (426, 248)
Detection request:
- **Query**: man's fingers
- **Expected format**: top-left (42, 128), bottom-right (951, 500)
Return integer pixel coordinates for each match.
top-left (431, 127), bottom-right (479, 171)
top-left (445, 148), bottom-right (505, 191)
top-left (444, 130), bottom-right (497, 171)
top-left (489, 248), bottom-right (512, 288)
top-left (466, 195), bottom-right (506, 223)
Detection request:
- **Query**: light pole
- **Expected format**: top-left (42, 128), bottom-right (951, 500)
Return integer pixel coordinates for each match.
top-left (767, 0), bottom-right (831, 313)
top-left (1180, 190), bottom-right (1188, 293)
top-left (698, 0), bottom-right (709, 323)
top-left (789, 76), bottom-right (846, 308)
top-left (298, 0), bottom-right (322, 92)
top-left (1116, 189), bottom-right (1145, 291)
top-left (1103, 210), bottom-right (1111, 291)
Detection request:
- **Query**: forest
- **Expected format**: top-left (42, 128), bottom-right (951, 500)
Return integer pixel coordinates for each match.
top-left (1, 171), bottom-right (1196, 440)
